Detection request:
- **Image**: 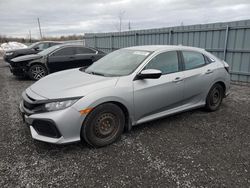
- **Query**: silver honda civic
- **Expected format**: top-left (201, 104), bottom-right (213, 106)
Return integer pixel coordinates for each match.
top-left (20, 45), bottom-right (230, 147)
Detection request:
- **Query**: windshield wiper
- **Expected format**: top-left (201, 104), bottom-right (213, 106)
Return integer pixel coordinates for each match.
top-left (87, 71), bottom-right (105, 76)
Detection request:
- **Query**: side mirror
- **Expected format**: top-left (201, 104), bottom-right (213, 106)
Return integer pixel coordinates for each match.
top-left (137, 69), bottom-right (162, 79)
top-left (33, 47), bottom-right (40, 51)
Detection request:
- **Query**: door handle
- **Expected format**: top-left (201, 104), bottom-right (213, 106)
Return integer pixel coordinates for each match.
top-left (69, 56), bottom-right (75, 59)
top-left (205, 69), bottom-right (213, 74)
top-left (173, 77), bottom-right (183, 83)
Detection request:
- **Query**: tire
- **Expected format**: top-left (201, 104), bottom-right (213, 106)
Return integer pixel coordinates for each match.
top-left (28, 64), bottom-right (48, 80)
top-left (205, 83), bottom-right (224, 111)
top-left (81, 103), bottom-right (125, 148)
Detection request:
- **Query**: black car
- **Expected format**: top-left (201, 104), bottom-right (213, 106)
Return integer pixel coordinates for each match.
top-left (3, 41), bottom-right (62, 63)
top-left (9, 44), bottom-right (106, 80)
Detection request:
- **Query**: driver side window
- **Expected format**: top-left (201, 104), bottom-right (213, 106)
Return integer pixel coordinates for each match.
top-left (144, 51), bottom-right (179, 74)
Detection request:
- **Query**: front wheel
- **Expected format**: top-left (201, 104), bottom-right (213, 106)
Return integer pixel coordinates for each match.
top-left (28, 64), bottom-right (48, 80)
top-left (205, 83), bottom-right (224, 111)
top-left (81, 103), bottom-right (125, 148)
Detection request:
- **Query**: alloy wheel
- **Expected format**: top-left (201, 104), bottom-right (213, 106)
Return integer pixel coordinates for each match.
top-left (30, 65), bottom-right (47, 80)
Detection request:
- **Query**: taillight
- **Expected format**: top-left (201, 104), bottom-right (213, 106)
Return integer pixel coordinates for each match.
top-left (222, 61), bottom-right (230, 73)
top-left (224, 66), bottom-right (229, 73)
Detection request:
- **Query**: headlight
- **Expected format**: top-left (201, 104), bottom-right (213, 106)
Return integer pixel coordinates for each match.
top-left (44, 99), bottom-right (78, 112)
top-left (5, 52), bottom-right (13, 56)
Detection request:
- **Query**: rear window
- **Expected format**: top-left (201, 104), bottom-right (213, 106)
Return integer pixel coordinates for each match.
top-left (182, 51), bottom-right (206, 70)
top-left (53, 47), bottom-right (75, 56)
top-left (75, 47), bottom-right (96, 54)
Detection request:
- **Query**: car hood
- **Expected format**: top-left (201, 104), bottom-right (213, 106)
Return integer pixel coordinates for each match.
top-left (6, 48), bottom-right (34, 55)
top-left (28, 69), bottom-right (119, 99)
top-left (12, 54), bottom-right (42, 62)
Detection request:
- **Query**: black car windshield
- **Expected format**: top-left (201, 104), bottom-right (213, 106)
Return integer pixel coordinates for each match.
top-left (38, 45), bottom-right (61, 56)
top-left (28, 42), bottom-right (40, 49)
top-left (85, 49), bottom-right (151, 76)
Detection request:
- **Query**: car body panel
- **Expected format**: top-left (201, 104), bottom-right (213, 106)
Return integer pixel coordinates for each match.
top-left (133, 72), bottom-right (184, 121)
top-left (12, 54), bottom-right (42, 62)
top-left (4, 48), bottom-right (37, 63)
top-left (29, 68), bottom-right (118, 99)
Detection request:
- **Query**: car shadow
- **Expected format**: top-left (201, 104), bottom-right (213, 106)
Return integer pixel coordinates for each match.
top-left (13, 76), bottom-right (32, 81)
top-left (31, 107), bottom-right (209, 154)
top-left (131, 107), bottom-right (208, 133)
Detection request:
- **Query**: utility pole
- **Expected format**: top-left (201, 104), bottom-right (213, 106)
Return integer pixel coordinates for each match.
top-left (37, 18), bottom-right (43, 39)
top-left (118, 11), bottom-right (125, 33)
top-left (29, 30), bottom-right (31, 43)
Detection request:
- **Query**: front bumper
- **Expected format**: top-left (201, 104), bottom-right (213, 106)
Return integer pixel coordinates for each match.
top-left (19, 99), bottom-right (85, 144)
top-left (3, 55), bottom-right (12, 63)
top-left (9, 65), bottom-right (27, 76)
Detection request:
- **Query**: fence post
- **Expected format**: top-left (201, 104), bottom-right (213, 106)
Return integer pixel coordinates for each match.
top-left (82, 36), bottom-right (85, 46)
top-left (94, 35), bottom-right (97, 48)
top-left (135, 33), bottom-right (139, 46)
top-left (223, 25), bottom-right (229, 61)
top-left (110, 35), bottom-right (113, 52)
top-left (169, 29), bottom-right (172, 45)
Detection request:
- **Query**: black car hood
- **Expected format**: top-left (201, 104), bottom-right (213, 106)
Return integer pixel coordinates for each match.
top-left (11, 54), bottom-right (43, 62)
top-left (5, 48), bottom-right (35, 54)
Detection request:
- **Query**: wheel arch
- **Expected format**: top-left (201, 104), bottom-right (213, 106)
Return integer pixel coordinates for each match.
top-left (213, 81), bottom-right (226, 96)
top-left (28, 61), bottom-right (47, 68)
top-left (108, 101), bottom-right (132, 132)
top-left (82, 100), bottom-right (132, 133)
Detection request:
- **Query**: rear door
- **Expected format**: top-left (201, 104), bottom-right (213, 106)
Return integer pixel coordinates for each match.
top-left (181, 50), bottom-right (217, 105)
top-left (74, 47), bottom-right (97, 68)
top-left (133, 51), bottom-right (184, 122)
top-left (47, 47), bottom-right (76, 72)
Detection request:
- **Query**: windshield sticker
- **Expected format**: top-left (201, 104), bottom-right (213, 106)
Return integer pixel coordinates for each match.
top-left (133, 51), bottom-right (149, 56)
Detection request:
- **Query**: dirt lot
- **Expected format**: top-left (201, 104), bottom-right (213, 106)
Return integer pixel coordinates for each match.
top-left (0, 59), bottom-right (250, 187)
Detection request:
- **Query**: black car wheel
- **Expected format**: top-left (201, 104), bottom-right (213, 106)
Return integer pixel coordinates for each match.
top-left (28, 64), bottom-right (48, 80)
top-left (205, 83), bottom-right (224, 111)
top-left (81, 103), bottom-right (125, 148)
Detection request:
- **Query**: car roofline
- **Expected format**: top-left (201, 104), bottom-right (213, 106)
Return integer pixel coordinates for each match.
top-left (124, 45), bottom-right (205, 53)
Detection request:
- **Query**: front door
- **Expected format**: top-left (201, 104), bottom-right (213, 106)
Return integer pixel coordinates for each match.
top-left (133, 51), bottom-right (184, 122)
top-left (47, 47), bottom-right (76, 72)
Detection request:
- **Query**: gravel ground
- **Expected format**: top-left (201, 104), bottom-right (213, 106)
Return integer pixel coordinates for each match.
top-left (0, 59), bottom-right (250, 187)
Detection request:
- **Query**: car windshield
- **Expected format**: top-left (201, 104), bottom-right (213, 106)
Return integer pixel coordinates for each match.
top-left (28, 42), bottom-right (40, 49)
top-left (85, 49), bottom-right (151, 76)
top-left (38, 45), bottom-right (61, 56)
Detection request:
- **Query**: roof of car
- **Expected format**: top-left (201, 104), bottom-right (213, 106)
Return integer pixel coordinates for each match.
top-left (124, 45), bottom-right (205, 52)
top-left (37, 41), bottom-right (62, 43)
top-left (53, 43), bottom-right (84, 48)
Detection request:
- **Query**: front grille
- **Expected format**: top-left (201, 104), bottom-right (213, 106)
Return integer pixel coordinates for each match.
top-left (32, 120), bottom-right (61, 138)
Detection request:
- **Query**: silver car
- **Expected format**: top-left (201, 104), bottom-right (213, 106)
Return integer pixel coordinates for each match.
top-left (20, 45), bottom-right (230, 147)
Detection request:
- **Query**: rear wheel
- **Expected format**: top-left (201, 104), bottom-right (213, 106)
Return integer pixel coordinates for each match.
top-left (81, 103), bottom-right (125, 147)
top-left (205, 83), bottom-right (224, 111)
top-left (28, 64), bottom-right (48, 80)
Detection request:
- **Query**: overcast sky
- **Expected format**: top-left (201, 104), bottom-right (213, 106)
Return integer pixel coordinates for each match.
top-left (0, 0), bottom-right (250, 38)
